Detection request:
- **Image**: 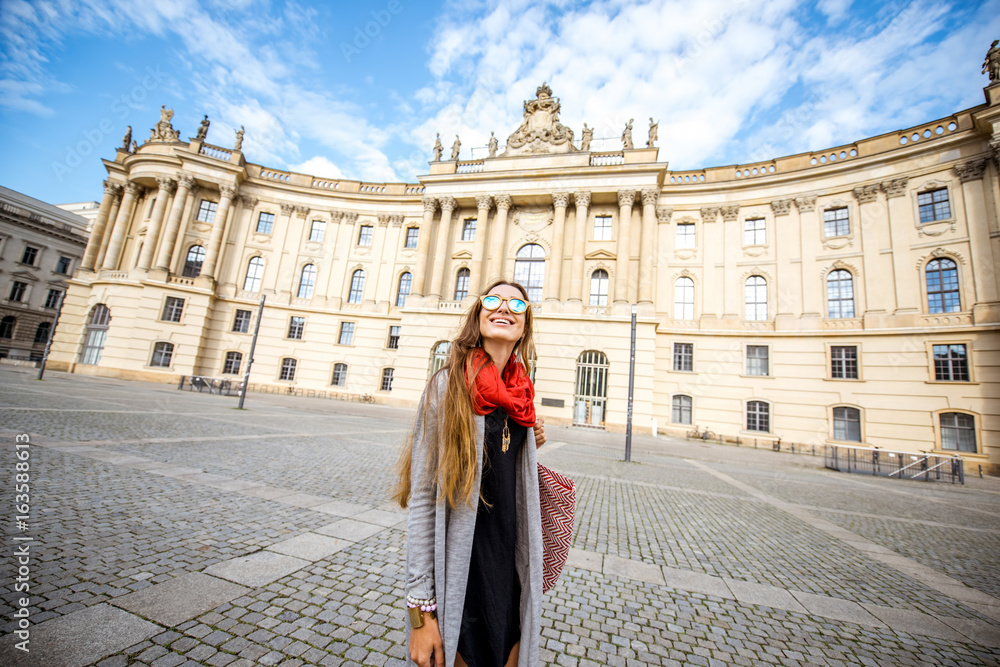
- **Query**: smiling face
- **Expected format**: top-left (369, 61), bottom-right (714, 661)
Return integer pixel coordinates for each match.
top-left (478, 283), bottom-right (528, 346)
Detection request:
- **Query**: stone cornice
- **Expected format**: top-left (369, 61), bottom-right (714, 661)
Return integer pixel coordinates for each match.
top-left (954, 158), bottom-right (988, 182)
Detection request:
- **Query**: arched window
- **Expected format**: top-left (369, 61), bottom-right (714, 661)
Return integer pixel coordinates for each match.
top-left (243, 257), bottom-right (264, 292)
top-left (297, 264), bottom-right (317, 299)
top-left (574, 350), bottom-right (608, 427)
top-left (34, 322), bottom-right (51, 343)
top-left (589, 269), bottom-right (609, 306)
top-left (280, 358), bottom-right (297, 381)
top-left (396, 272), bottom-right (412, 307)
top-left (454, 268), bottom-right (470, 300)
top-left (150, 342), bottom-right (174, 368)
top-left (514, 244), bottom-right (545, 302)
top-left (674, 277), bottom-right (694, 320)
top-left (332, 362), bottom-right (348, 387)
top-left (926, 258), bottom-right (959, 313)
top-left (746, 400), bottom-right (770, 432)
top-left (0, 316), bottom-right (14, 339)
top-left (183, 245), bottom-right (205, 278)
top-left (745, 276), bottom-right (767, 321)
top-left (223, 351), bottom-right (242, 375)
top-left (940, 412), bottom-right (976, 452)
top-left (672, 395), bottom-right (692, 424)
top-left (826, 269), bottom-right (854, 318)
top-left (429, 341), bottom-right (451, 377)
top-left (348, 269), bottom-right (365, 304)
top-left (833, 406), bottom-right (861, 442)
top-left (79, 304), bottom-right (111, 365)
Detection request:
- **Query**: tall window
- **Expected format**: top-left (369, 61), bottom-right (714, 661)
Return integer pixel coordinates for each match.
top-left (831, 346), bottom-right (858, 379)
top-left (430, 341), bottom-right (451, 377)
top-left (183, 245), bottom-right (205, 277)
top-left (746, 345), bottom-right (769, 376)
top-left (0, 316), bottom-right (14, 339)
top-left (823, 208), bottom-right (849, 237)
top-left (926, 259), bottom-right (959, 313)
top-left (933, 344), bottom-right (969, 381)
top-left (918, 188), bottom-right (951, 223)
top-left (21, 246), bottom-right (38, 265)
top-left (297, 264), bottom-right (316, 299)
top-left (56, 256), bottom-right (72, 274)
top-left (833, 407), bottom-right (862, 442)
top-left (309, 220), bottom-right (326, 242)
top-left (672, 395), bottom-right (692, 424)
top-left (243, 257), bottom-right (264, 292)
top-left (161, 297), bottom-right (184, 323)
top-left (332, 363), bottom-right (348, 386)
top-left (744, 218), bottom-right (766, 245)
top-left (675, 223), bottom-right (695, 249)
top-left (674, 277), bottom-right (694, 320)
top-left (454, 268), bottom-right (470, 300)
top-left (288, 316), bottom-right (305, 340)
top-left (357, 225), bottom-right (373, 246)
top-left (223, 351), bottom-right (242, 375)
top-left (940, 413), bottom-right (975, 452)
top-left (197, 200), bottom-right (218, 223)
top-left (826, 270), bottom-right (854, 318)
top-left (673, 343), bottom-right (693, 372)
top-left (747, 401), bottom-right (770, 432)
top-left (348, 269), bottom-right (365, 304)
top-left (462, 219), bottom-right (476, 241)
top-left (381, 367), bottom-right (395, 391)
top-left (232, 309), bottom-right (252, 333)
top-left (514, 244), bottom-right (545, 302)
top-left (396, 272), bottom-right (412, 307)
top-left (45, 289), bottom-right (62, 309)
top-left (574, 350), bottom-right (609, 427)
top-left (745, 276), bottom-right (767, 320)
top-left (150, 342), bottom-right (174, 368)
top-left (338, 322), bottom-right (355, 345)
top-left (405, 228), bottom-right (419, 249)
top-left (34, 322), bottom-right (51, 343)
top-left (80, 305), bottom-right (110, 365)
top-left (594, 215), bottom-right (612, 241)
top-left (279, 358), bottom-right (297, 381)
top-left (256, 212), bottom-right (274, 234)
top-left (8, 281), bottom-right (26, 302)
top-left (589, 270), bottom-right (609, 306)
top-left (387, 325), bottom-right (400, 349)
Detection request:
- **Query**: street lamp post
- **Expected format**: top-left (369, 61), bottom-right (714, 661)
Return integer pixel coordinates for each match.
top-left (37, 293), bottom-right (65, 381)
top-left (238, 294), bottom-right (266, 409)
top-left (625, 303), bottom-right (636, 462)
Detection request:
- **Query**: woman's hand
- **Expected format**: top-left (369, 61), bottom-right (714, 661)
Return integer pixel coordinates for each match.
top-left (410, 615), bottom-right (444, 667)
top-left (533, 418), bottom-right (546, 448)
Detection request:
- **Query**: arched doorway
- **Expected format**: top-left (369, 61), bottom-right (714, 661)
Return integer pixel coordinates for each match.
top-left (574, 350), bottom-right (608, 427)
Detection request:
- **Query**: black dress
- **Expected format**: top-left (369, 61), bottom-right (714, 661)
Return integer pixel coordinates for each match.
top-left (457, 407), bottom-right (526, 667)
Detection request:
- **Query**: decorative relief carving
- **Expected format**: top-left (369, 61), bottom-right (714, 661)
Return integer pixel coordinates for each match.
top-left (377, 214), bottom-right (390, 227)
top-left (822, 236), bottom-right (853, 250)
top-left (641, 189), bottom-right (659, 207)
top-left (344, 212), bottom-right (359, 225)
top-left (103, 180), bottom-right (123, 196)
top-left (880, 177), bottom-right (909, 198)
top-left (954, 158), bottom-right (988, 182)
top-left (279, 203), bottom-right (295, 216)
top-left (503, 83), bottom-right (576, 156)
top-left (513, 205), bottom-right (553, 232)
top-left (699, 206), bottom-right (719, 222)
top-left (794, 195), bottom-right (817, 212)
top-left (155, 177), bottom-right (176, 193)
top-left (820, 259), bottom-right (860, 278)
top-left (573, 191), bottom-right (591, 208)
top-left (917, 220), bottom-right (956, 237)
top-left (990, 136), bottom-right (1000, 164)
top-left (552, 192), bottom-right (570, 208)
top-left (745, 246), bottom-right (766, 257)
top-left (852, 185), bottom-right (879, 204)
top-left (389, 214), bottom-right (404, 227)
top-left (721, 205), bottom-right (740, 222)
top-left (330, 210), bottom-right (345, 223)
top-left (770, 199), bottom-right (792, 216)
top-left (177, 174), bottom-right (197, 190)
top-left (617, 190), bottom-right (636, 207)
top-left (292, 205), bottom-right (308, 217)
top-left (237, 194), bottom-right (257, 208)
top-left (655, 207), bottom-right (673, 223)
top-left (477, 194), bottom-right (494, 211)
top-left (915, 248), bottom-right (966, 270)
top-left (220, 184), bottom-right (239, 200)
top-left (422, 196), bottom-right (437, 213)
top-left (495, 194), bottom-right (512, 211)
top-left (439, 196), bottom-right (457, 214)
top-left (124, 182), bottom-right (144, 196)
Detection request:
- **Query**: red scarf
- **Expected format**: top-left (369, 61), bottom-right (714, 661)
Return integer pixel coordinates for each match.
top-left (467, 348), bottom-right (536, 427)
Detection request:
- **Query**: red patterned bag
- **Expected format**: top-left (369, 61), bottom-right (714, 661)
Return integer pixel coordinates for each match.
top-left (538, 462), bottom-right (576, 593)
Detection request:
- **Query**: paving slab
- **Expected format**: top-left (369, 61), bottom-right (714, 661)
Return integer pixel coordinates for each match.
top-left (603, 555), bottom-right (665, 586)
top-left (724, 579), bottom-right (807, 614)
top-left (111, 572), bottom-right (249, 627)
top-left (566, 548), bottom-right (603, 573)
top-left (310, 499), bottom-right (370, 517)
top-left (201, 478), bottom-right (267, 492)
top-left (266, 532), bottom-right (351, 561)
top-left (938, 617), bottom-right (1000, 647)
top-left (0, 603), bottom-right (161, 667)
top-left (235, 485), bottom-right (298, 500)
top-left (148, 465), bottom-right (204, 478)
top-left (270, 491), bottom-right (331, 508)
top-left (968, 602), bottom-right (1000, 623)
top-left (204, 551), bottom-right (311, 588)
top-left (862, 604), bottom-right (969, 642)
top-left (175, 472), bottom-right (234, 485)
top-left (353, 508), bottom-right (407, 527)
top-left (119, 460), bottom-right (175, 471)
top-left (790, 590), bottom-right (887, 627)
top-left (314, 518), bottom-right (386, 542)
top-left (931, 583), bottom-right (1000, 606)
top-left (662, 566), bottom-right (734, 599)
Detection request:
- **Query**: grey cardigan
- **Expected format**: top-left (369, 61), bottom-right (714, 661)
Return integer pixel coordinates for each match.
top-left (405, 370), bottom-right (544, 667)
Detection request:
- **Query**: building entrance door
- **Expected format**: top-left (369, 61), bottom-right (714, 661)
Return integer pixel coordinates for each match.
top-left (574, 350), bottom-right (608, 427)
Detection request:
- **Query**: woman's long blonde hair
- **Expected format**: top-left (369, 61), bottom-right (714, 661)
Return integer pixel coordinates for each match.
top-left (393, 279), bottom-right (536, 509)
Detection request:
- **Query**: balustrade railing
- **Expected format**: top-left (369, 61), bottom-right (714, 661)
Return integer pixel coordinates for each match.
top-left (199, 143), bottom-right (233, 161)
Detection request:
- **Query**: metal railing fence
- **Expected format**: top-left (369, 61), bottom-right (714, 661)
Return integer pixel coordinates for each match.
top-left (825, 444), bottom-right (964, 484)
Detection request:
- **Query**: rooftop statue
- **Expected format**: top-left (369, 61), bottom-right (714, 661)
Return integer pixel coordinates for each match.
top-left (234, 126), bottom-right (245, 151)
top-left (121, 125), bottom-right (132, 151)
top-left (622, 118), bottom-right (634, 150)
top-left (451, 135), bottom-right (461, 161)
top-left (984, 39), bottom-right (1000, 83)
top-left (149, 105), bottom-right (180, 142)
top-left (196, 115), bottom-right (210, 141)
top-left (502, 82), bottom-right (576, 156)
top-left (647, 117), bottom-right (658, 148)
top-left (488, 132), bottom-right (498, 158)
top-left (432, 133), bottom-right (443, 161)
top-left (580, 123), bottom-right (593, 151)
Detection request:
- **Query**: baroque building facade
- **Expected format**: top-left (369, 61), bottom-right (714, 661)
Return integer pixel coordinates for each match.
top-left (48, 81), bottom-right (1000, 472)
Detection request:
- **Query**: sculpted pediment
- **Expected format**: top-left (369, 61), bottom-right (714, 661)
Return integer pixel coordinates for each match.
top-left (10, 270), bottom-right (39, 282)
top-left (585, 249), bottom-right (616, 260)
top-left (451, 249), bottom-right (473, 260)
top-left (502, 83), bottom-right (576, 157)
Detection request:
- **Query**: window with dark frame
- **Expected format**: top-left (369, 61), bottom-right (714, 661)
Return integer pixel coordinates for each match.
top-left (332, 363), bottom-right (348, 386)
top-left (823, 207), bottom-right (850, 237)
top-left (513, 244), bottom-right (545, 302)
top-left (743, 218), bottom-right (766, 245)
top-left (590, 270), bottom-right (609, 306)
top-left (381, 367), bottom-right (394, 391)
top-left (826, 270), bottom-right (855, 318)
top-left (161, 296), bottom-right (184, 322)
top-left (745, 276), bottom-right (767, 320)
top-left (454, 268), bottom-right (470, 300)
top-left (746, 401), bottom-right (770, 432)
top-left (232, 309), bottom-right (252, 333)
top-left (672, 395), bottom-right (692, 424)
top-left (150, 342), bottom-right (174, 368)
top-left (833, 406), bottom-right (862, 442)
top-left (21, 246), bottom-right (38, 265)
top-left (223, 351), bottom-right (242, 375)
top-left (462, 219), bottom-right (476, 241)
top-left (926, 258), bottom-right (960, 313)
top-left (940, 412), bottom-right (976, 452)
top-left (396, 273), bottom-right (411, 307)
top-left (918, 188), bottom-right (951, 223)
top-left (183, 245), bottom-right (205, 277)
top-left (405, 227), bottom-right (419, 249)
top-left (79, 305), bottom-right (110, 365)
top-left (387, 325), bottom-right (400, 349)
top-left (673, 343), bottom-right (693, 372)
top-left (348, 270), bottom-right (365, 304)
top-left (309, 220), bottom-right (326, 242)
top-left (9, 281), bottom-right (26, 302)
top-left (256, 211), bottom-right (275, 234)
top-left (0, 316), bottom-right (14, 339)
top-left (297, 264), bottom-right (316, 299)
top-left (339, 321), bottom-right (355, 345)
top-left (358, 225), bottom-right (374, 246)
top-left (45, 289), bottom-right (62, 309)
top-left (243, 257), bottom-right (264, 292)
top-left (280, 358), bottom-right (297, 381)
top-left (288, 316), bottom-right (305, 340)
top-left (34, 322), bottom-right (51, 343)
top-left (831, 346), bottom-right (858, 379)
top-left (746, 345), bottom-right (769, 376)
top-left (56, 256), bottom-right (72, 274)
top-left (197, 199), bottom-right (218, 223)
top-left (933, 344), bottom-right (969, 381)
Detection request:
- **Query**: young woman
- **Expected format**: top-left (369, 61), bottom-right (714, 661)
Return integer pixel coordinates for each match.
top-left (394, 280), bottom-right (546, 667)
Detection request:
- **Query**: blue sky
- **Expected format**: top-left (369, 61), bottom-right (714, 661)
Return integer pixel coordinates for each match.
top-left (1, 0), bottom-right (997, 205)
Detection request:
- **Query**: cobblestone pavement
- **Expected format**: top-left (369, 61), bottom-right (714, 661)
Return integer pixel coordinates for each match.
top-left (1, 366), bottom-right (999, 666)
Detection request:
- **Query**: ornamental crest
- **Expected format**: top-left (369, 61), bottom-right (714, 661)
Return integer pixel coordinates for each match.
top-left (503, 83), bottom-right (576, 156)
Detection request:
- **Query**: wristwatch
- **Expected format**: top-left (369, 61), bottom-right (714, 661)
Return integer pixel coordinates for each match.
top-left (408, 606), bottom-right (437, 629)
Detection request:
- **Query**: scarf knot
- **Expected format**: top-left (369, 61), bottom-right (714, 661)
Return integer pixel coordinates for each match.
top-left (467, 348), bottom-right (536, 426)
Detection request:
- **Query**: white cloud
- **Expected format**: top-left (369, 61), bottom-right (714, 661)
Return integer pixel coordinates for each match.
top-left (290, 156), bottom-right (345, 179)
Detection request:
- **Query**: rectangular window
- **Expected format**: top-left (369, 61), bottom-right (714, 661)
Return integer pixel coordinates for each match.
top-left (746, 401), bottom-right (770, 432)
top-left (309, 220), bottom-right (326, 242)
top-left (280, 358), bottom-right (297, 381)
top-left (675, 223), bottom-right (695, 249)
top-left (833, 407), bottom-right (862, 442)
top-left (161, 296), bottom-right (185, 322)
top-left (56, 256), bottom-right (72, 274)
top-left (594, 215), bottom-right (612, 241)
top-left (830, 346), bottom-right (858, 379)
top-left (256, 212), bottom-right (275, 234)
top-left (405, 228), bottom-right (419, 249)
top-left (462, 218), bottom-right (476, 241)
top-left (933, 344), bottom-right (969, 381)
top-left (288, 316), bottom-right (305, 340)
top-left (746, 345), bottom-right (769, 376)
top-left (223, 351), bottom-right (242, 375)
top-left (387, 325), bottom-right (400, 350)
top-left (232, 309), bottom-right (252, 333)
top-left (8, 281), bottom-right (26, 302)
top-left (672, 343), bottom-right (693, 372)
top-left (744, 218), bottom-right (766, 245)
top-left (339, 321), bottom-right (355, 345)
top-left (940, 413), bottom-right (976, 452)
top-left (381, 367), bottom-right (394, 391)
top-left (332, 363), bottom-right (348, 387)
top-left (672, 395), bottom-right (692, 425)
top-left (358, 225), bottom-right (373, 246)
top-left (918, 189), bottom-right (951, 223)
top-left (823, 207), bottom-right (850, 237)
top-left (21, 246), bottom-right (38, 265)
top-left (150, 342), bottom-right (174, 368)
top-left (45, 289), bottom-right (62, 309)
top-left (197, 200), bottom-right (218, 223)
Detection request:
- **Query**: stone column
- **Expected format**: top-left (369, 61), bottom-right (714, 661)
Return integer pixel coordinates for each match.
top-left (721, 205), bottom-right (741, 317)
top-left (471, 195), bottom-right (492, 293)
top-left (81, 181), bottom-right (122, 271)
top-left (429, 196), bottom-right (456, 298)
top-left (771, 199), bottom-right (798, 318)
top-left (700, 207), bottom-right (720, 317)
top-left (137, 177), bottom-right (176, 270)
top-left (954, 159), bottom-right (996, 306)
top-left (568, 191), bottom-right (590, 301)
top-left (853, 184), bottom-right (887, 314)
top-left (614, 189), bottom-right (635, 303)
top-left (200, 185), bottom-right (238, 279)
top-left (102, 182), bottom-right (143, 271)
top-left (881, 177), bottom-right (919, 313)
top-left (413, 197), bottom-right (436, 296)
top-left (485, 195), bottom-right (512, 283)
top-left (155, 175), bottom-right (196, 271)
top-left (638, 189), bottom-right (658, 304)
top-left (95, 195), bottom-right (123, 270)
top-left (654, 206), bottom-right (673, 313)
top-left (795, 196), bottom-right (821, 316)
top-left (547, 192), bottom-right (570, 301)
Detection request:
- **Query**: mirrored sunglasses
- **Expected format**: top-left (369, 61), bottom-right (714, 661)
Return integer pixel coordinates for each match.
top-left (480, 294), bottom-right (529, 314)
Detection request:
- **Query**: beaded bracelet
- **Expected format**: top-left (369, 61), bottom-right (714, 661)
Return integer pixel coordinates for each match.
top-left (406, 595), bottom-right (437, 612)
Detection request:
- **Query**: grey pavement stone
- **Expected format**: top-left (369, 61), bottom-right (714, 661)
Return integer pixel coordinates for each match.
top-left (310, 499), bottom-right (370, 517)
top-left (149, 465), bottom-right (205, 478)
top-left (603, 555), bottom-right (665, 586)
top-left (203, 479), bottom-right (268, 492)
top-left (352, 508), bottom-right (407, 528)
top-left (112, 572), bottom-right (250, 627)
top-left (789, 590), bottom-right (886, 627)
top-left (204, 552), bottom-right (312, 588)
top-left (567, 548), bottom-right (603, 572)
top-left (0, 603), bottom-right (161, 667)
top-left (314, 519), bottom-right (386, 542)
top-left (267, 533), bottom-right (351, 561)
top-left (272, 492), bottom-right (333, 508)
top-left (724, 579), bottom-right (807, 614)
top-left (662, 567), bottom-right (733, 599)
top-left (237, 485), bottom-right (298, 500)
top-left (938, 616), bottom-right (1000, 647)
top-left (861, 604), bottom-right (968, 642)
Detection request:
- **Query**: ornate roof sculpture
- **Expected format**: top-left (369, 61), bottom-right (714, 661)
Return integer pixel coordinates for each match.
top-left (502, 83), bottom-right (576, 156)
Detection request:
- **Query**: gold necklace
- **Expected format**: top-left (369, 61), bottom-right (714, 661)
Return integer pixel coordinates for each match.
top-left (502, 415), bottom-right (510, 453)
